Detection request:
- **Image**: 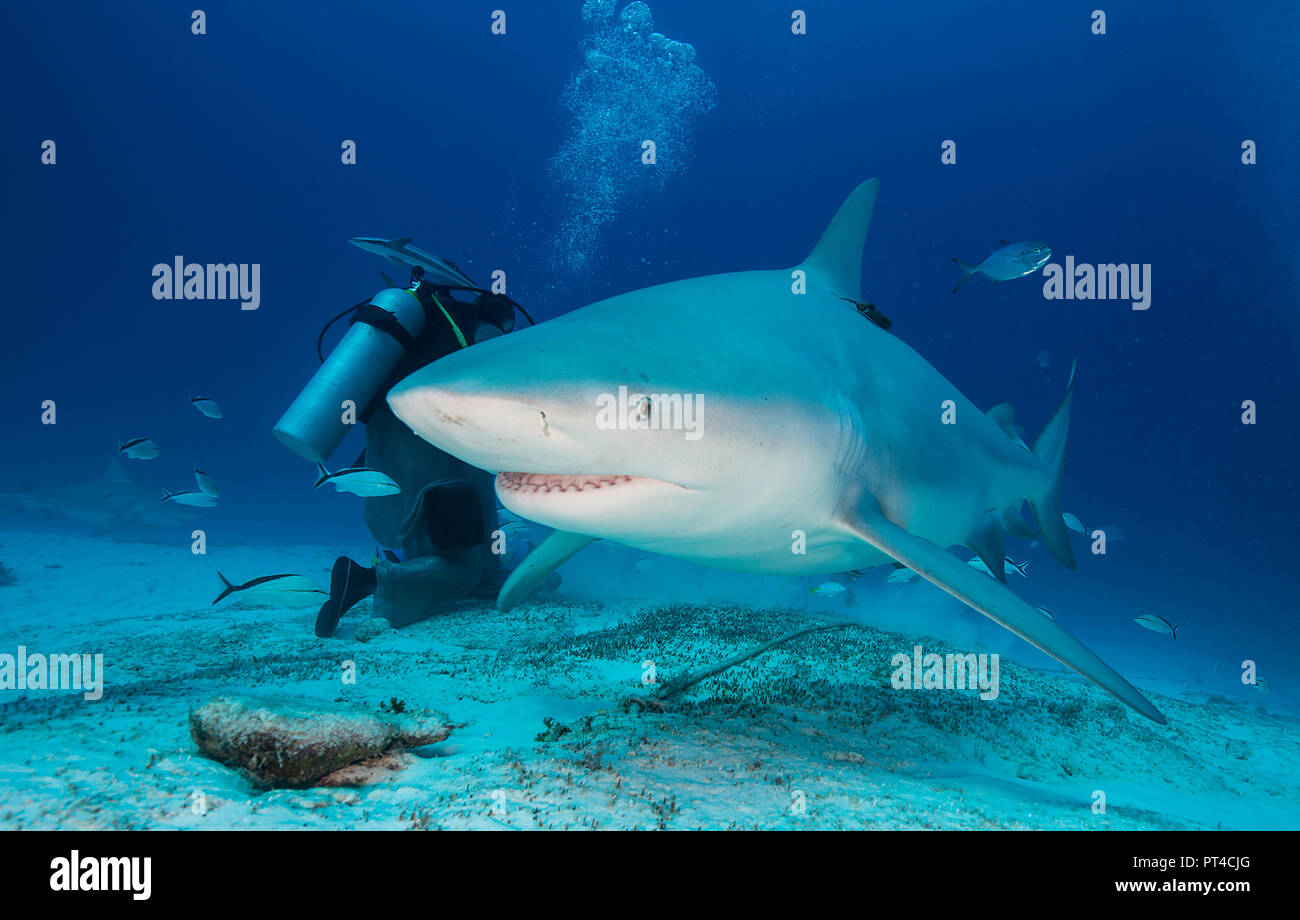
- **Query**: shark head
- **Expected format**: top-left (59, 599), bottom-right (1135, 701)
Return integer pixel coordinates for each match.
top-left (387, 270), bottom-right (841, 562)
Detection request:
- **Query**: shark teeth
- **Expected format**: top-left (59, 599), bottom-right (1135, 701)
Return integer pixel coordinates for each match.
top-left (498, 473), bottom-right (635, 494)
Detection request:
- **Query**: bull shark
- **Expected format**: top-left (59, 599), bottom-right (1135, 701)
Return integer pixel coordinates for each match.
top-left (387, 178), bottom-right (1165, 724)
top-left (0, 458), bottom-right (198, 535)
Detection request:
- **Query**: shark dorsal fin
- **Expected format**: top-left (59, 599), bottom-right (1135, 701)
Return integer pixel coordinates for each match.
top-left (800, 178), bottom-right (880, 298)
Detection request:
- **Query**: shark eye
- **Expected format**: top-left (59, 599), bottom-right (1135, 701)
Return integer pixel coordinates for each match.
top-left (634, 397), bottom-right (652, 421)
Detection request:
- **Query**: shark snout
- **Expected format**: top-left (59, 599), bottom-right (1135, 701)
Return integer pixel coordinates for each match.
top-left (387, 373), bottom-right (551, 469)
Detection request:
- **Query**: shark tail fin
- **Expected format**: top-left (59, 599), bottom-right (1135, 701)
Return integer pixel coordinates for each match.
top-left (212, 571), bottom-right (236, 605)
top-left (952, 259), bottom-right (977, 293)
top-left (800, 178), bottom-right (879, 298)
top-left (1028, 360), bottom-right (1078, 569)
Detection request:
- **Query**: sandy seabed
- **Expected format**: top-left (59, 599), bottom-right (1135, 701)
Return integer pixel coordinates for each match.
top-left (0, 530), bottom-right (1296, 830)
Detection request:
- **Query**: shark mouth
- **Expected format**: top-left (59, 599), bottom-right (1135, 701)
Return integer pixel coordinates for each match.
top-left (497, 473), bottom-right (648, 494)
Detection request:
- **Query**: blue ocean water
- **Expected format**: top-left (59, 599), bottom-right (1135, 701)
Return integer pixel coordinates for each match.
top-left (1, 1), bottom-right (1298, 827)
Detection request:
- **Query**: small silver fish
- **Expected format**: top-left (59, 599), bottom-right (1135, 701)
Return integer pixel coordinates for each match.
top-left (160, 488), bottom-right (218, 508)
top-left (194, 466), bottom-right (219, 498)
top-left (313, 463), bottom-right (401, 497)
top-left (1034, 605), bottom-right (1056, 622)
top-left (118, 438), bottom-right (159, 460)
top-left (190, 395), bottom-right (224, 419)
top-left (1062, 512), bottom-right (1086, 535)
top-left (1004, 556), bottom-right (1030, 578)
top-left (809, 581), bottom-right (846, 598)
top-left (966, 556), bottom-right (1028, 579)
top-left (952, 240), bottom-right (1052, 293)
top-left (212, 571), bottom-right (326, 608)
top-left (1134, 614), bottom-right (1178, 638)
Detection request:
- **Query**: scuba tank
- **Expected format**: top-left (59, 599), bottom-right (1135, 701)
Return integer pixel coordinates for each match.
top-left (273, 287), bottom-right (426, 465)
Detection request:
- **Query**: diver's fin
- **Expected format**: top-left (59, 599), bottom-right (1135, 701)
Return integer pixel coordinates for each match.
top-left (952, 259), bottom-right (976, 293)
top-left (800, 178), bottom-right (879, 298)
top-left (1028, 360), bottom-right (1078, 569)
top-left (836, 497), bottom-right (1165, 723)
top-left (497, 530), bottom-right (594, 611)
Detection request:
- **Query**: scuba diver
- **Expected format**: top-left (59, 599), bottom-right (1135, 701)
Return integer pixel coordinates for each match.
top-left (272, 244), bottom-right (532, 637)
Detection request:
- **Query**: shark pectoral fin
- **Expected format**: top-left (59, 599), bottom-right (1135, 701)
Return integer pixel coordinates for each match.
top-left (497, 529), bottom-right (595, 612)
top-left (840, 506), bottom-right (1166, 724)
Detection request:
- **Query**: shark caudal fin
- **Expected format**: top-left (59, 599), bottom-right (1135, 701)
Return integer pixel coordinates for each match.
top-left (800, 178), bottom-right (880, 298)
top-left (1028, 360), bottom-right (1078, 569)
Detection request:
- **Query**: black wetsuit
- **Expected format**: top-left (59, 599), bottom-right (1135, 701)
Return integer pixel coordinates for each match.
top-left (360, 289), bottom-right (502, 626)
